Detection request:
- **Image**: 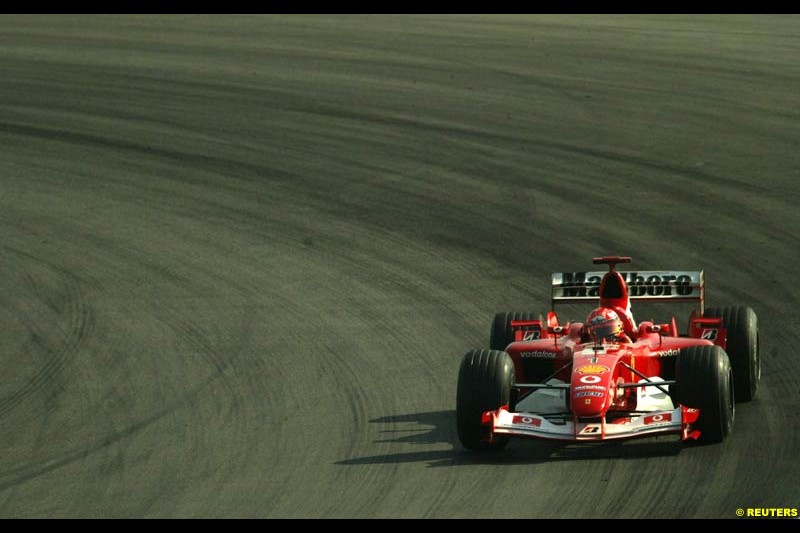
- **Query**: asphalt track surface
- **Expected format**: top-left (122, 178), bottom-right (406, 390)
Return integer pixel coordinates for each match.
top-left (0, 14), bottom-right (798, 518)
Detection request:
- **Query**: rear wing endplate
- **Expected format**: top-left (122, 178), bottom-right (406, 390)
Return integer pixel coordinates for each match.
top-left (551, 270), bottom-right (704, 313)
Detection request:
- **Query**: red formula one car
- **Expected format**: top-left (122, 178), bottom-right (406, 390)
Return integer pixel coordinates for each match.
top-left (456, 256), bottom-right (760, 450)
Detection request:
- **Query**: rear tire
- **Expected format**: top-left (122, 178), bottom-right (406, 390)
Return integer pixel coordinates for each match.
top-left (490, 311), bottom-right (542, 351)
top-left (456, 349), bottom-right (514, 450)
top-left (674, 345), bottom-right (734, 444)
top-left (704, 306), bottom-right (760, 402)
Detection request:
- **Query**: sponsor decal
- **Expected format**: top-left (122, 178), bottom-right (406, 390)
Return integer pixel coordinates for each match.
top-left (556, 271), bottom-right (696, 297)
top-left (585, 399), bottom-right (591, 405)
top-left (560, 272), bottom-right (601, 297)
top-left (655, 349), bottom-right (680, 357)
top-left (701, 329), bottom-right (718, 341)
top-left (579, 375), bottom-right (602, 384)
top-left (574, 385), bottom-right (605, 392)
top-left (519, 350), bottom-right (555, 359)
top-left (512, 415), bottom-right (541, 427)
top-left (576, 364), bottom-right (610, 374)
top-left (522, 330), bottom-right (541, 341)
top-left (575, 391), bottom-right (604, 398)
top-left (580, 425), bottom-right (601, 434)
top-left (643, 413), bottom-right (672, 425)
top-left (626, 273), bottom-right (694, 297)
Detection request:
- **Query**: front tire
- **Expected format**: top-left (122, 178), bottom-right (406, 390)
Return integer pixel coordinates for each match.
top-left (456, 349), bottom-right (514, 450)
top-left (674, 345), bottom-right (734, 444)
top-left (704, 306), bottom-right (760, 402)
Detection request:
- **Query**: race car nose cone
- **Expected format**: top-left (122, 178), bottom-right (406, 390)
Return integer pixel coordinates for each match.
top-left (571, 395), bottom-right (607, 417)
top-left (571, 362), bottom-right (612, 417)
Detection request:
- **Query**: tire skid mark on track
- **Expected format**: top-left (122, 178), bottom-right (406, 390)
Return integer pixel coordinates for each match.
top-left (315, 340), bottom-right (383, 517)
top-left (0, 360), bottom-right (239, 494)
top-left (257, 267), bottom-right (399, 516)
top-left (0, 245), bottom-right (94, 422)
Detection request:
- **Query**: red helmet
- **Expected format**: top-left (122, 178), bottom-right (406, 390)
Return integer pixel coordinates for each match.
top-left (586, 307), bottom-right (624, 341)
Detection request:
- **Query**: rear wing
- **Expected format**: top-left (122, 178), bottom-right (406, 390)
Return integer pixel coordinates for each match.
top-left (551, 270), bottom-right (704, 313)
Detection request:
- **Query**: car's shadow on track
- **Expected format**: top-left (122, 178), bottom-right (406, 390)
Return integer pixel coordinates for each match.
top-left (335, 410), bottom-right (683, 468)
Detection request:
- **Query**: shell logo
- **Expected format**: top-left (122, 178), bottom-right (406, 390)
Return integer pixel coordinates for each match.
top-left (576, 364), bottom-right (610, 374)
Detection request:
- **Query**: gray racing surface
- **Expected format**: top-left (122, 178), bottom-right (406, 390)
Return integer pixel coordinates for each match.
top-left (0, 14), bottom-right (798, 518)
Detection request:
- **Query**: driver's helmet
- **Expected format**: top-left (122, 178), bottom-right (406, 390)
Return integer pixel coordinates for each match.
top-left (586, 307), bottom-right (624, 341)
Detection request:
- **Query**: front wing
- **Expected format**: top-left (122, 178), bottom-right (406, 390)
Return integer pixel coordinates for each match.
top-left (483, 406), bottom-right (700, 442)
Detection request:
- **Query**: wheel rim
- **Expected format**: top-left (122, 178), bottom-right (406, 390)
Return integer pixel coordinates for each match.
top-left (727, 368), bottom-right (735, 435)
top-left (754, 333), bottom-right (761, 383)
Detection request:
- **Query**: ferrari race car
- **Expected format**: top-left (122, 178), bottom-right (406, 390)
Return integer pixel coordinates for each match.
top-left (456, 256), bottom-right (760, 450)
